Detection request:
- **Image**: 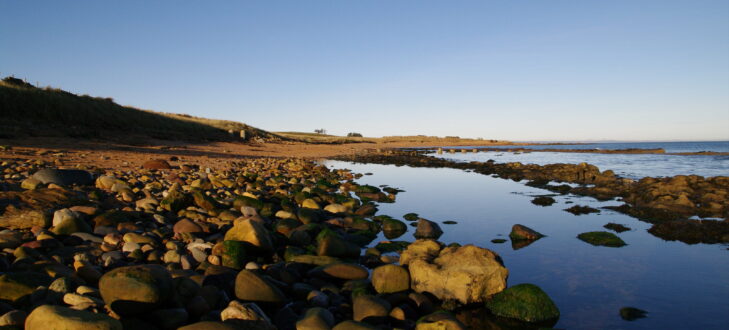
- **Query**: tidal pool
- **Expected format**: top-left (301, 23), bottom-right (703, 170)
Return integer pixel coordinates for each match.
top-left (325, 160), bottom-right (729, 329)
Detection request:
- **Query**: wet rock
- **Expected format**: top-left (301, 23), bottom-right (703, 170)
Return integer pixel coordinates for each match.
top-left (98, 264), bottom-right (173, 316)
top-left (316, 230), bottom-right (360, 258)
top-left (382, 219), bottom-right (407, 239)
top-left (31, 169), bottom-right (93, 186)
top-left (648, 219), bottom-right (729, 244)
top-left (403, 213), bottom-right (419, 221)
top-left (564, 205), bottom-right (600, 215)
top-left (222, 240), bottom-right (253, 269)
top-left (620, 306), bottom-right (648, 321)
top-left (324, 203), bottom-right (348, 214)
top-left (178, 321), bottom-right (240, 330)
top-left (485, 283), bottom-right (560, 323)
top-left (509, 224), bottom-right (544, 241)
top-left (221, 300), bottom-right (271, 322)
top-left (604, 222), bottom-right (630, 233)
top-left (25, 305), bottom-right (122, 330)
top-left (577, 231), bottom-right (626, 247)
top-left (413, 219), bottom-right (443, 239)
top-left (531, 196), bottom-right (556, 206)
top-left (353, 294), bottom-right (391, 323)
top-left (234, 270), bottom-right (285, 303)
top-left (490, 239), bottom-right (507, 244)
top-left (296, 307), bottom-right (335, 330)
top-left (408, 245), bottom-right (508, 304)
top-left (371, 264), bottom-right (410, 294)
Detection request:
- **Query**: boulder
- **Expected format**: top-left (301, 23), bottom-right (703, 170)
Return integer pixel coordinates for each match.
top-left (408, 245), bottom-right (508, 304)
top-left (485, 283), bottom-right (559, 323)
top-left (382, 219), bottom-right (407, 239)
top-left (307, 263), bottom-right (368, 280)
top-left (234, 270), bottom-right (285, 303)
top-left (224, 218), bottom-right (273, 252)
top-left (415, 311), bottom-right (466, 330)
top-left (399, 240), bottom-right (442, 265)
top-left (353, 295), bottom-right (391, 323)
top-left (371, 264), bottom-right (410, 294)
top-left (509, 224), bottom-right (544, 241)
top-left (98, 264), bottom-right (173, 316)
top-left (414, 219), bottom-right (443, 239)
top-left (31, 169), bottom-right (93, 186)
top-left (0, 271), bottom-right (52, 303)
top-left (296, 307), bottom-right (335, 330)
top-left (25, 305), bottom-right (122, 330)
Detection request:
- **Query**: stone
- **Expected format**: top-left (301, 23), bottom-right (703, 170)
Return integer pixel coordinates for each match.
top-left (31, 169), bottom-right (93, 186)
top-left (221, 300), bottom-right (271, 323)
top-left (530, 196), bottom-right (556, 206)
top-left (98, 264), bottom-right (173, 316)
top-left (142, 159), bottom-right (172, 170)
top-left (296, 307), bottom-right (335, 330)
top-left (371, 264), bottom-right (410, 294)
top-left (408, 245), bottom-right (508, 304)
top-left (224, 219), bottom-right (274, 251)
top-left (308, 263), bottom-right (368, 280)
top-left (0, 310), bottom-right (26, 327)
top-left (301, 198), bottom-right (320, 209)
top-left (353, 295), bottom-right (391, 323)
top-left (324, 203), bottom-right (348, 214)
top-left (174, 219), bottom-right (203, 235)
top-left (382, 219), bottom-right (407, 239)
top-left (193, 190), bottom-right (223, 211)
top-left (21, 178), bottom-right (42, 190)
top-left (0, 271), bottom-right (52, 303)
top-left (160, 189), bottom-right (191, 213)
top-left (222, 240), bottom-right (253, 269)
top-left (234, 270), bottom-right (285, 303)
top-left (577, 231), bottom-right (627, 247)
top-left (415, 311), bottom-right (466, 330)
top-left (399, 240), bottom-right (442, 265)
top-left (316, 230), bottom-right (360, 258)
top-left (147, 308), bottom-right (189, 329)
top-left (332, 320), bottom-right (378, 330)
top-left (620, 307), bottom-right (648, 321)
top-left (25, 305), bottom-right (122, 330)
top-left (485, 283), bottom-right (560, 323)
top-left (51, 209), bottom-right (91, 235)
top-left (509, 224), bottom-right (544, 241)
top-left (178, 322), bottom-right (240, 330)
top-left (414, 219), bottom-right (443, 239)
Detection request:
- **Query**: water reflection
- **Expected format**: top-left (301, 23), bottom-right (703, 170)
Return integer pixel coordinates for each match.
top-left (325, 160), bottom-right (729, 330)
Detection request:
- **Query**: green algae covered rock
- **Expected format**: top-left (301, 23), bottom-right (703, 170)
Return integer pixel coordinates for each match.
top-left (577, 231), bottom-right (626, 247)
top-left (486, 283), bottom-right (559, 323)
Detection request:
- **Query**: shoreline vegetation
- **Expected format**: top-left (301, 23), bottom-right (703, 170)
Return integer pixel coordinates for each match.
top-left (422, 146), bottom-right (729, 156)
top-left (0, 76), bottom-right (727, 329)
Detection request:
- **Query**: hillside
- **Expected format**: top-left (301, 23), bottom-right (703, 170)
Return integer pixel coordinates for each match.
top-left (0, 77), bottom-right (278, 142)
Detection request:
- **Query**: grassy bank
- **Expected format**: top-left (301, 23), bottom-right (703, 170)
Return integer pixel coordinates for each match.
top-left (0, 77), bottom-right (277, 142)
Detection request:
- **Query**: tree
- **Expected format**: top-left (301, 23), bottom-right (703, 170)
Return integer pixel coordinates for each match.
top-left (314, 128), bottom-right (326, 134)
top-left (347, 132), bottom-right (363, 137)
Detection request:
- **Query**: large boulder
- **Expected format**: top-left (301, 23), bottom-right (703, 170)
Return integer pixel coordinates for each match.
top-left (224, 218), bottom-right (274, 252)
top-left (98, 264), bottom-right (174, 316)
top-left (25, 305), bottom-right (122, 330)
top-left (399, 240), bottom-right (442, 265)
top-left (485, 283), bottom-right (559, 323)
top-left (31, 169), bottom-right (93, 186)
top-left (408, 245), bottom-right (508, 304)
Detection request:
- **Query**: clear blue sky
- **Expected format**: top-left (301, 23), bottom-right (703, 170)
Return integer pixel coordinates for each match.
top-left (2, 1), bottom-right (728, 141)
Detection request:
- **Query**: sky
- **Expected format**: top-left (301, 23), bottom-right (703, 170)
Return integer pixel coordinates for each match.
top-left (1, 1), bottom-right (728, 141)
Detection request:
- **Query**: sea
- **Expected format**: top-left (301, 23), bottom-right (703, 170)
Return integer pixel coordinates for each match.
top-left (323, 141), bottom-right (729, 329)
top-left (427, 141), bottom-right (729, 179)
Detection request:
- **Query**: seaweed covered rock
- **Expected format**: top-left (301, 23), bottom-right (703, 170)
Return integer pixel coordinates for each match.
top-left (577, 231), bottom-right (626, 247)
top-left (485, 283), bottom-right (559, 323)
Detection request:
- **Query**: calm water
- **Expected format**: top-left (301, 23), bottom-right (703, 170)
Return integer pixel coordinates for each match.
top-left (428, 141), bottom-right (729, 179)
top-left (325, 160), bottom-right (729, 330)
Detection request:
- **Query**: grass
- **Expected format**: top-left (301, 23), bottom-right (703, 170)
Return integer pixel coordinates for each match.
top-left (0, 76), bottom-right (278, 142)
top-left (275, 131), bottom-right (505, 145)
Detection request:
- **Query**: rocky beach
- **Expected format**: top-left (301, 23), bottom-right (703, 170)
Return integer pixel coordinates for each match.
top-left (0, 141), bottom-right (726, 329)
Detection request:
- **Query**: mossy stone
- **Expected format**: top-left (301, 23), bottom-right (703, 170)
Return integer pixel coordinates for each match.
top-left (486, 283), bottom-right (560, 323)
top-left (382, 219), bottom-right (407, 239)
top-left (577, 231), bottom-right (626, 247)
